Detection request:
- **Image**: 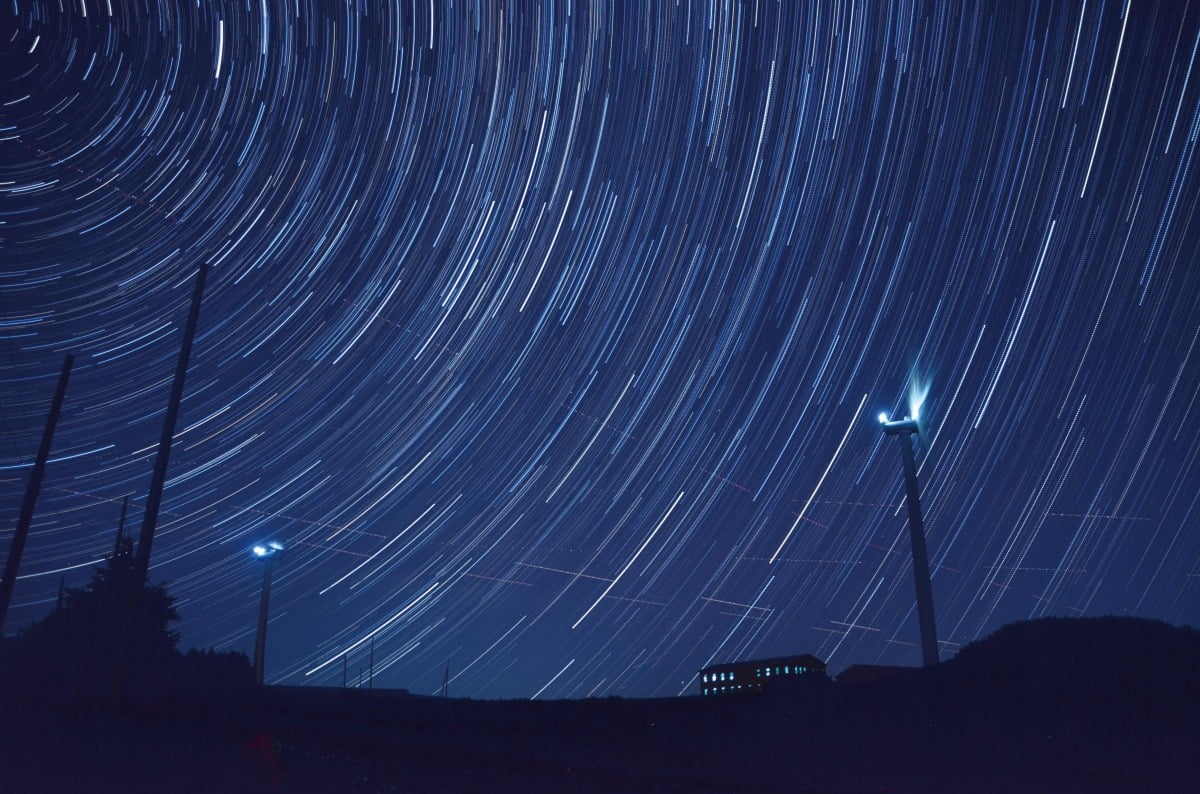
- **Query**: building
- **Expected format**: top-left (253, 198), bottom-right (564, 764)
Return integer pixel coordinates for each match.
top-left (698, 653), bottom-right (827, 696)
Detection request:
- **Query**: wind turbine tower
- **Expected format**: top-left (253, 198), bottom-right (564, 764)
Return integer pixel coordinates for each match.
top-left (879, 394), bottom-right (939, 667)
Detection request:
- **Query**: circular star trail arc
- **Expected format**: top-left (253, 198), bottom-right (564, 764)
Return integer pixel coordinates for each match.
top-left (2, 0), bottom-right (1200, 699)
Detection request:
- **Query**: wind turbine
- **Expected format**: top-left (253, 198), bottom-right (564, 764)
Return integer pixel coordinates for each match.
top-left (879, 380), bottom-right (939, 667)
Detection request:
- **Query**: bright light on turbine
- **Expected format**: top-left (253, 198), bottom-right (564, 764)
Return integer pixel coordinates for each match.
top-left (908, 374), bottom-right (930, 423)
top-left (252, 545), bottom-right (268, 557)
top-left (878, 412), bottom-right (889, 424)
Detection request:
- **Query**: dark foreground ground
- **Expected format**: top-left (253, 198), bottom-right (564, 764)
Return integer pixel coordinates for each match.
top-left (1, 675), bottom-right (1196, 794)
top-left (3, 617), bottom-right (1198, 792)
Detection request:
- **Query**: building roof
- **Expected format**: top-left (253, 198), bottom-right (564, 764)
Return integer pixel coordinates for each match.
top-left (700, 653), bottom-right (825, 674)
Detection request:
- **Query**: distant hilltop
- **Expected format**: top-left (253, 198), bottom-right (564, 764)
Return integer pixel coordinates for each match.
top-left (945, 615), bottom-right (1198, 679)
top-left (933, 615), bottom-right (1200, 724)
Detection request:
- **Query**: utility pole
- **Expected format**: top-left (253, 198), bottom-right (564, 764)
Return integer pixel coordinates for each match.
top-left (0, 353), bottom-right (73, 635)
top-left (131, 263), bottom-right (208, 597)
top-left (111, 263), bottom-right (208, 702)
top-left (113, 496), bottom-right (129, 554)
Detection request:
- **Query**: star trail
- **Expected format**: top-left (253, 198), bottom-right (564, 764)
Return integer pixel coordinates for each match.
top-left (3, 1), bottom-right (1199, 700)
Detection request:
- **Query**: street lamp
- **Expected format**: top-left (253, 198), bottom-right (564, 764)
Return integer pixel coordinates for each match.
top-left (252, 540), bottom-right (284, 686)
top-left (879, 412), bottom-right (939, 667)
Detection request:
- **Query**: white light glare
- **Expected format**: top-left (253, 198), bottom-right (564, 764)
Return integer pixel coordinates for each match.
top-left (908, 375), bottom-right (930, 422)
top-left (878, 412), bottom-right (889, 424)
top-left (253, 540), bottom-right (284, 557)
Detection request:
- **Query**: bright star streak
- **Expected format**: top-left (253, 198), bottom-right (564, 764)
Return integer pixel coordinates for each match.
top-left (572, 491), bottom-right (685, 629)
top-left (770, 395), bottom-right (868, 564)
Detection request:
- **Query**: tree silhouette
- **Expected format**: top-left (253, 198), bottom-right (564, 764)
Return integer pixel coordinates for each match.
top-left (3, 535), bottom-right (184, 698)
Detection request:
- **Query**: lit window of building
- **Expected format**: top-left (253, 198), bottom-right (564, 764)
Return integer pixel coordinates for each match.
top-left (697, 654), bottom-right (827, 697)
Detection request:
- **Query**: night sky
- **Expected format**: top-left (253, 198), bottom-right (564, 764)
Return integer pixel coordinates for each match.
top-left (3, 1), bottom-right (1200, 700)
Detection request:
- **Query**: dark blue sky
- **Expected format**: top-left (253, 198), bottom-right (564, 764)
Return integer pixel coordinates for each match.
top-left (3, 0), bottom-right (1199, 699)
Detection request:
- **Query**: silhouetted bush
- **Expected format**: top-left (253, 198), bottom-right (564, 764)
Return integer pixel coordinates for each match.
top-left (2, 537), bottom-right (252, 702)
top-left (2, 536), bottom-right (180, 699)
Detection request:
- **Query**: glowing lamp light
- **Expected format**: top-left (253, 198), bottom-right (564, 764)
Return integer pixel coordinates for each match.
top-left (252, 540), bottom-right (284, 558)
top-left (878, 412), bottom-right (889, 424)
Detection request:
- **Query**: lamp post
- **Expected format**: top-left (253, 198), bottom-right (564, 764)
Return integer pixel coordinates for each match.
top-left (879, 413), bottom-right (939, 667)
top-left (252, 540), bottom-right (284, 686)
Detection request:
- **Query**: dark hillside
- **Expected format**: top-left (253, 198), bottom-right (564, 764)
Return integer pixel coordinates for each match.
top-left (2, 616), bottom-right (1197, 792)
top-left (934, 615), bottom-right (1200, 724)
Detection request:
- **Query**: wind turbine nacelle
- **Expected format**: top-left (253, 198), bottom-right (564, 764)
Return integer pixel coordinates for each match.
top-left (881, 417), bottom-right (920, 436)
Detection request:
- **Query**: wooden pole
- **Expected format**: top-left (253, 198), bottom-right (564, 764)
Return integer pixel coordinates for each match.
top-left (0, 353), bottom-right (73, 635)
top-left (131, 263), bottom-right (208, 587)
top-left (111, 263), bottom-right (208, 702)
